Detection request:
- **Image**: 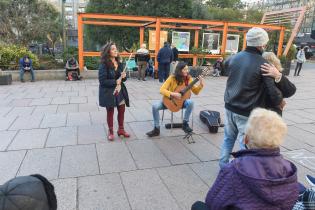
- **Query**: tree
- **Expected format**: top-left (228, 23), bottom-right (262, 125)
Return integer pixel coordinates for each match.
top-left (205, 0), bottom-right (244, 9)
top-left (0, 0), bottom-right (62, 47)
top-left (85, 0), bottom-right (193, 51)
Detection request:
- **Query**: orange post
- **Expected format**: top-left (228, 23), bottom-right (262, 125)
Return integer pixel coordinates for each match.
top-left (277, 27), bottom-right (285, 57)
top-left (193, 30), bottom-right (199, 66)
top-left (221, 22), bottom-right (228, 55)
top-left (242, 31), bottom-right (247, 50)
top-left (154, 18), bottom-right (161, 77)
top-left (140, 27), bottom-right (144, 46)
top-left (78, 14), bottom-right (84, 70)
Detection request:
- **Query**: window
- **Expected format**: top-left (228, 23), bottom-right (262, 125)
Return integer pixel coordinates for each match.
top-left (65, 7), bottom-right (73, 12)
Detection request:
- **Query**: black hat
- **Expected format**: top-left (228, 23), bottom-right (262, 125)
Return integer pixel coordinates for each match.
top-left (0, 174), bottom-right (57, 210)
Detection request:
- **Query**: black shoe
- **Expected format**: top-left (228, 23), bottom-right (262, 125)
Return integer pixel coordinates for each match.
top-left (21, 79), bottom-right (25, 83)
top-left (31, 80), bottom-right (35, 82)
top-left (146, 127), bottom-right (160, 137)
top-left (183, 121), bottom-right (193, 133)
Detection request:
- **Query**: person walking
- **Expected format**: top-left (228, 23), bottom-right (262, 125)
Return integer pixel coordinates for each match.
top-left (157, 42), bottom-right (173, 83)
top-left (294, 46), bottom-right (306, 76)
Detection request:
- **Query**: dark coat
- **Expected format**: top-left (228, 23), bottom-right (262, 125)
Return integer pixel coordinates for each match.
top-left (205, 148), bottom-right (299, 210)
top-left (266, 76), bottom-right (296, 115)
top-left (172, 47), bottom-right (179, 61)
top-left (98, 63), bottom-right (129, 108)
top-left (157, 45), bottom-right (173, 64)
top-left (224, 47), bottom-right (283, 117)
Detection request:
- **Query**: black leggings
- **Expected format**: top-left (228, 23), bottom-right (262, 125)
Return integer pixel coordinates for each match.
top-left (191, 201), bottom-right (210, 210)
top-left (294, 63), bottom-right (303, 76)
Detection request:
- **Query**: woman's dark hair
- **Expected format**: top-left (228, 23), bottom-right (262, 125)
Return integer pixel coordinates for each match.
top-left (174, 61), bottom-right (188, 85)
top-left (100, 42), bottom-right (120, 69)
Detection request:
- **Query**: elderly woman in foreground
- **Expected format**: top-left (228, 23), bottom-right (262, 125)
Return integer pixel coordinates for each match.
top-left (192, 108), bottom-right (299, 210)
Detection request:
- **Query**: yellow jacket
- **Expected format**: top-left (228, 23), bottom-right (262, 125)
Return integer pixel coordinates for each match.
top-left (160, 75), bottom-right (203, 98)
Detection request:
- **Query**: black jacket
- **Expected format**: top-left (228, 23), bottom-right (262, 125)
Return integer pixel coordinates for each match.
top-left (224, 47), bottom-right (283, 117)
top-left (157, 45), bottom-right (173, 64)
top-left (266, 76), bottom-right (296, 115)
top-left (98, 63), bottom-right (129, 108)
top-left (172, 47), bottom-right (179, 61)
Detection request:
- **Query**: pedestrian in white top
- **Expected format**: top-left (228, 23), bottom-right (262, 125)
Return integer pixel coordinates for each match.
top-left (294, 46), bottom-right (306, 76)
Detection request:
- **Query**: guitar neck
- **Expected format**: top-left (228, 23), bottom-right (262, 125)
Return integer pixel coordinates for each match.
top-left (180, 78), bottom-right (199, 95)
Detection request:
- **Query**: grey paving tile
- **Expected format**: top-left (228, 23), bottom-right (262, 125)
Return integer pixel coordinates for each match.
top-left (78, 174), bottom-right (131, 210)
top-left (29, 98), bottom-right (52, 106)
top-left (52, 178), bottom-right (77, 210)
top-left (126, 140), bottom-right (170, 169)
top-left (62, 91), bottom-right (79, 97)
top-left (129, 108), bottom-right (152, 121)
top-left (8, 129), bottom-right (49, 150)
top-left (0, 150), bottom-right (26, 184)
top-left (59, 144), bottom-right (99, 178)
top-left (189, 161), bottom-right (220, 187)
top-left (10, 98), bottom-right (32, 107)
top-left (46, 126), bottom-right (77, 147)
top-left (70, 96), bottom-right (87, 104)
top-left (121, 169), bottom-right (180, 210)
top-left (79, 103), bottom-right (99, 112)
top-left (0, 116), bottom-right (17, 131)
top-left (181, 135), bottom-right (221, 161)
top-left (67, 112), bottom-right (91, 126)
top-left (6, 106), bottom-right (35, 117)
top-left (96, 142), bottom-right (136, 173)
top-left (90, 111), bottom-right (106, 125)
top-left (78, 124), bottom-right (106, 144)
top-left (18, 147), bottom-right (62, 180)
top-left (0, 107), bottom-right (12, 117)
top-left (9, 114), bottom-right (43, 130)
top-left (283, 149), bottom-right (315, 172)
top-left (155, 138), bottom-right (200, 165)
top-left (157, 165), bottom-right (209, 210)
top-left (128, 121), bottom-right (154, 140)
top-left (40, 113), bottom-right (67, 128)
top-left (57, 104), bottom-right (79, 113)
top-left (0, 130), bottom-right (17, 151)
top-left (32, 105), bottom-right (58, 115)
top-left (51, 96), bottom-right (69, 105)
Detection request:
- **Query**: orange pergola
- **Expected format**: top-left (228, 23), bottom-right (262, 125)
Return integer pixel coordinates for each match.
top-left (77, 13), bottom-right (285, 71)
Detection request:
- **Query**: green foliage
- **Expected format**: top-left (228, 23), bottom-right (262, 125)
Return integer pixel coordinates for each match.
top-left (38, 54), bottom-right (64, 70)
top-left (205, 0), bottom-right (244, 9)
top-left (244, 9), bottom-right (264, 24)
top-left (286, 45), bottom-right (297, 61)
top-left (63, 46), bottom-right (79, 62)
top-left (0, 0), bottom-right (62, 47)
top-left (0, 45), bottom-right (39, 69)
top-left (84, 57), bottom-right (100, 70)
top-left (207, 7), bottom-right (243, 21)
top-left (85, 0), bottom-right (193, 50)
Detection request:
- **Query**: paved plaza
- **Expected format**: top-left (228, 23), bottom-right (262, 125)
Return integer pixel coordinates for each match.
top-left (0, 63), bottom-right (315, 210)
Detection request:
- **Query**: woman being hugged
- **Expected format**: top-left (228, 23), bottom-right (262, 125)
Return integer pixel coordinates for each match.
top-left (98, 42), bottom-right (130, 141)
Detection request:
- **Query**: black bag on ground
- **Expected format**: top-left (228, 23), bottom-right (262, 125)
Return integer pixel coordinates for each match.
top-left (199, 110), bottom-right (222, 133)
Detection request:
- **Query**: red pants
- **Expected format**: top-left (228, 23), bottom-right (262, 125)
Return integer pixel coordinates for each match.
top-left (106, 104), bottom-right (125, 134)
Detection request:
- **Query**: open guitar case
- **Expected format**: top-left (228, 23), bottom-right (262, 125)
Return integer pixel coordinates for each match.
top-left (199, 110), bottom-right (224, 133)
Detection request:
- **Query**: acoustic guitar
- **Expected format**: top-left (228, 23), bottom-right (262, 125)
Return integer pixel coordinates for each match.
top-left (162, 68), bottom-right (209, 112)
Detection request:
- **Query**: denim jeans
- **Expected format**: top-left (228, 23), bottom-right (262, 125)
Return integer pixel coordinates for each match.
top-left (219, 108), bottom-right (248, 168)
top-left (20, 67), bottom-right (35, 81)
top-left (152, 99), bottom-right (194, 128)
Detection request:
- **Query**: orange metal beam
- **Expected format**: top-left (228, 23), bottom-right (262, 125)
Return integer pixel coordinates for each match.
top-left (206, 28), bottom-right (241, 33)
top-left (78, 14), bottom-right (84, 70)
top-left (228, 22), bottom-right (282, 30)
top-left (221, 22), bottom-right (228, 55)
top-left (80, 13), bottom-right (156, 22)
top-left (242, 32), bottom-right (247, 50)
top-left (277, 26), bottom-right (285, 57)
top-left (160, 17), bottom-right (224, 26)
top-left (140, 27), bottom-right (144, 45)
top-left (83, 20), bottom-right (143, 27)
top-left (154, 18), bottom-right (161, 76)
top-left (193, 30), bottom-right (199, 66)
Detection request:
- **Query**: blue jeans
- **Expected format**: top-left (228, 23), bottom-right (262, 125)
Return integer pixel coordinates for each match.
top-left (20, 67), bottom-right (35, 81)
top-left (152, 99), bottom-right (194, 128)
top-left (219, 108), bottom-right (248, 168)
top-left (158, 63), bottom-right (170, 83)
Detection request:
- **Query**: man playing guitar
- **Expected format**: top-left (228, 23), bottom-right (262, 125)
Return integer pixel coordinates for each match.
top-left (146, 61), bottom-right (204, 137)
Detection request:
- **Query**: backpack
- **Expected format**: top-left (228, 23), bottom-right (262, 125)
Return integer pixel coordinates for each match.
top-left (199, 110), bottom-right (223, 133)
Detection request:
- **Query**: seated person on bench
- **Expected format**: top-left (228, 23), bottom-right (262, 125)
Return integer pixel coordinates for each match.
top-left (19, 56), bottom-right (35, 82)
top-left (65, 57), bottom-right (81, 81)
